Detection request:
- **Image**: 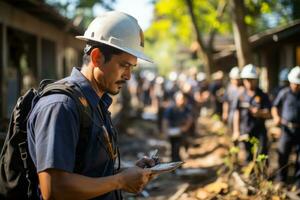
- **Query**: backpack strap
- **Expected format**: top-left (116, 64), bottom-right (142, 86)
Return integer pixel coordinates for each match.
top-left (39, 81), bottom-right (92, 173)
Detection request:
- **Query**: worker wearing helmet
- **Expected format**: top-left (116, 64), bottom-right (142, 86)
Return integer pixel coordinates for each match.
top-left (272, 66), bottom-right (300, 187)
top-left (222, 66), bottom-right (243, 128)
top-left (232, 64), bottom-right (271, 162)
top-left (270, 68), bottom-right (290, 101)
top-left (27, 11), bottom-right (155, 199)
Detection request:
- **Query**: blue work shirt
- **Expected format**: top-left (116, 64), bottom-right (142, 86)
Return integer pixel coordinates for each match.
top-left (273, 87), bottom-right (300, 124)
top-left (223, 84), bottom-right (241, 125)
top-left (27, 67), bottom-right (120, 200)
top-left (223, 84), bottom-right (241, 112)
top-left (233, 88), bottom-right (271, 134)
top-left (163, 104), bottom-right (192, 128)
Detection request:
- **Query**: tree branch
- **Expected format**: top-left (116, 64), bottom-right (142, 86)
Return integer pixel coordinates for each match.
top-left (208, 0), bottom-right (227, 50)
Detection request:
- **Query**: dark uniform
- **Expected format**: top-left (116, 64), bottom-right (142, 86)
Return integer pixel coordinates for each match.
top-left (209, 80), bottom-right (224, 116)
top-left (233, 88), bottom-right (271, 162)
top-left (27, 68), bottom-right (121, 200)
top-left (273, 87), bottom-right (300, 186)
top-left (163, 104), bottom-right (192, 162)
top-left (223, 84), bottom-right (241, 128)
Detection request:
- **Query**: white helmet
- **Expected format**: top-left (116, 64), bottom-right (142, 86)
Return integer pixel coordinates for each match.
top-left (196, 72), bottom-right (206, 82)
top-left (211, 70), bottom-right (224, 80)
top-left (76, 11), bottom-right (152, 62)
top-left (240, 64), bottom-right (259, 79)
top-left (229, 66), bottom-right (240, 79)
top-left (279, 68), bottom-right (290, 82)
top-left (288, 66), bottom-right (300, 84)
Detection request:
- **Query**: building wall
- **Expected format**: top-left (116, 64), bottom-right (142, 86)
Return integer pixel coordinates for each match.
top-left (0, 1), bottom-right (85, 121)
top-left (253, 33), bottom-right (300, 92)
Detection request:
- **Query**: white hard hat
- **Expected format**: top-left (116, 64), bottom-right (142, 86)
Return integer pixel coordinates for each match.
top-left (212, 70), bottom-right (224, 80)
top-left (288, 66), bottom-right (300, 84)
top-left (229, 66), bottom-right (240, 79)
top-left (169, 71), bottom-right (178, 81)
top-left (76, 11), bottom-right (152, 62)
top-left (196, 72), bottom-right (206, 82)
top-left (240, 64), bottom-right (259, 79)
top-left (279, 68), bottom-right (290, 82)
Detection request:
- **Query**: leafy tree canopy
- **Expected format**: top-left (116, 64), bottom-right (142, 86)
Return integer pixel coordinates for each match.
top-left (145, 0), bottom-right (297, 75)
top-left (45, 0), bottom-right (116, 27)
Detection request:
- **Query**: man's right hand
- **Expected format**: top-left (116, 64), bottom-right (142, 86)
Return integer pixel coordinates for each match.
top-left (222, 113), bottom-right (228, 123)
top-left (118, 167), bottom-right (152, 194)
top-left (273, 116), bottom-right (281, 126)
top-left (232, 131), bottom-right (240, 142)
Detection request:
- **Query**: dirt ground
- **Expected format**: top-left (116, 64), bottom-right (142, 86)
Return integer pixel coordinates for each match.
top-left (118, 108), bottom-right (300, 200)
top-left (118, 110), bottom-right (231, 200)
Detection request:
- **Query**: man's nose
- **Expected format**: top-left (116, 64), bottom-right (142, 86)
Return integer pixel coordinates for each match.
top-left (123, 67), bottom-right (131, 80)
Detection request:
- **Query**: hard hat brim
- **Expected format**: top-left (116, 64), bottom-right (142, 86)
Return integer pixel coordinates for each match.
top-left (76, 36), bottom-right (153, 63)
top-left (288, 77), bottom-right (300, 84)
top-left (241, 76), bottom-right (258, 79)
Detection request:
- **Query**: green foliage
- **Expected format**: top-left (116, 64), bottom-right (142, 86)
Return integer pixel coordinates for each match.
top-left (244, 0), bottom-right (294, 34)
top-left (222, 145), bottom-right (240, 175)
top-left (146, 0), bottom-right (297, 75)
top-left (145, 0), bottom-right (231, 74)
top-left (45, 0), bottom-right (115, 27)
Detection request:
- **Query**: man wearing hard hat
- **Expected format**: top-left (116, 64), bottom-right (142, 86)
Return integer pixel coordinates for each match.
top-left (272, 66), bottom-right (300, 188)
top-left (232, 64), bottom-right (271, 162)
top-left (222, 66), bottom-right (242, 128)
top-left (27, 11), bottom-right (155, 199)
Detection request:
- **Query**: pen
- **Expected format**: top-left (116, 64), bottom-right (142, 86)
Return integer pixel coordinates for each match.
top-left (149, 149), bottom-right (159, 165)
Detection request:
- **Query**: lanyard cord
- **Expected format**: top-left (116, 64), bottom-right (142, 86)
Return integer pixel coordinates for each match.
top-left (96, 104), bottom-right (120, 170)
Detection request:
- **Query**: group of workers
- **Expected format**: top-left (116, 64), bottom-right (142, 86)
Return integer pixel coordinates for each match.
top-left (159, 64), bottom-right (300, 188)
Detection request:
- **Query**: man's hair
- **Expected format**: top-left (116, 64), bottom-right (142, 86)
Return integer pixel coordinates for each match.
top-left (82, 42), bottom-right (123, 65)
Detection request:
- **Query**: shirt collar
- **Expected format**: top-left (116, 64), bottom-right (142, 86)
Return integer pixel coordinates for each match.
top-left (68, 67), bottom-right (100, 109)
top-left (100, 93), bottom-right (113, 111)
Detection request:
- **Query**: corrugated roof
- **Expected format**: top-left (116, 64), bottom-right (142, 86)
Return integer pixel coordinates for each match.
top-left (214, 20), bottom-right (300, 60)
top-left (249, 19), bottom-right (300, 47)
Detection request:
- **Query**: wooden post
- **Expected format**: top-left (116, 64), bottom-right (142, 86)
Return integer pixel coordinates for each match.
top-left (1, 23), bottom-right (7, 119)
top-left (36, 36), bottom-right (42, 82)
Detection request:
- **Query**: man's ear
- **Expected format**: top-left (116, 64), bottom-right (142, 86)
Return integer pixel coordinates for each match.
top-left (90, 48), bottom-right (105, 68)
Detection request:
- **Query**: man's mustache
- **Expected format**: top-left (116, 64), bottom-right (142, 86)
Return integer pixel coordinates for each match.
top-left (115, 80), bottom-right (126, 84)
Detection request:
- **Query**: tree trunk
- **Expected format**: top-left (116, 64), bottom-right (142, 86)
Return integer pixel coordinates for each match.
top-left (231, 0), bottom-right (252, 68)
top-left (185, 0), bottom-right (214, 75)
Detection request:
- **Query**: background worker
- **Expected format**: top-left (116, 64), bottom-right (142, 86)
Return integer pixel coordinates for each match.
top-left (163, 91), bottom-right (193, 162)
top-left (232, 64), bottom-right (271, 162)
top-left (222, 66), bottom-right (242, 128)
top-left (272, 66), bottom-right (300, 187)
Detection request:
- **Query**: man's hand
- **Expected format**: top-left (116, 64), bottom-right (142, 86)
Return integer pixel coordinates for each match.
top-left (249, 107), bottom-right (259, 117)
top-left (222, 113), bottom-right (228, 123)
top-left (135, 156), bottom-right (157, 168)
top-left (118, 167), bottom-right (152, 194)
top-left (232, 130), bottom-right (240, 142)
top-left (273, 116), bottom-right (281, 126)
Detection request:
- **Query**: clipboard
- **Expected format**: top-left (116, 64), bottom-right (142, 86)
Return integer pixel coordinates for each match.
top-left (149, 161), bottom-right (184, 174)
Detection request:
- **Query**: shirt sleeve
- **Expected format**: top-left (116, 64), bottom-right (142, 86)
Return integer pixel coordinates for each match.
top-left (223, 89), bottom-right (229, 103)
top-left (272, 89), bottom-right (285, 108)
top-left (29, 96), bottom-right (80, 173)
top-left (231, 94), bottom-right (240, 111)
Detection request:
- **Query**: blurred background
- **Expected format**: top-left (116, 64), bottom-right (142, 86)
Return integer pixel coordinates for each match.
top-left (1, 0), bottom-right (300, 124)
top-left (1, 0), bottom-right (300, 199)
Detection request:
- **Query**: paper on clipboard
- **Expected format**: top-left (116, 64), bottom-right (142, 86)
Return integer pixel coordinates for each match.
top-left (150, 161), bottom-right (184, 174)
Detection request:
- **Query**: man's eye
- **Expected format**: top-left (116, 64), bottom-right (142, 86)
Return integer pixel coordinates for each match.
top-left (121, 64), bottom-right (133, 70)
